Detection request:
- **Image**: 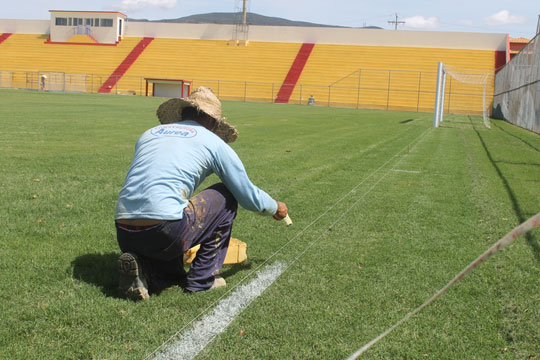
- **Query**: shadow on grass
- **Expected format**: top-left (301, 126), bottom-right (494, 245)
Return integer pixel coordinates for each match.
top-left (491, 120), bottom-right (540, 153)
top-left (219, 257), bottom-right (268, 278)
top-left (72, 252), bottom-right (120, 298)
top-left (494, 160), bottom-right (540, 168)
top-left (469, 116), bottom-right (540, 262)
top-left (72, 253), bottom-right (266, 298)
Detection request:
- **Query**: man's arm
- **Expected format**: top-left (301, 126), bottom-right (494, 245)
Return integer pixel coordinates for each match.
top-left (212, 143), bottom-right (285, 218)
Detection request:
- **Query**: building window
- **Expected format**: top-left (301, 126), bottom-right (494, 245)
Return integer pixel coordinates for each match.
top-left (85, 18), bottom-right (93, 26)
top-left (68, 18), bottom-right (72, 26)
top-left (95, 18), bottom-right (100, 27)
top-left (55, 17), bottom-right (68, 26)
top-left (101, 19), bottom-right (113, 27)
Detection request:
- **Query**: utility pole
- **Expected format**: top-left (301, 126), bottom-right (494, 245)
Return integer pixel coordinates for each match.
top-left (242, 0), bottom-right (247, 26)
top-left (388, 13), bottom-right (405, 30)
top-left (536, 14), bottom-right (540, 35)
top-left (230, 0), bottom-right (250, 46)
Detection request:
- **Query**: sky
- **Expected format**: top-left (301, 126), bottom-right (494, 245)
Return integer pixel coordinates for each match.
top-left (2, 0), bottom-right (537, 38)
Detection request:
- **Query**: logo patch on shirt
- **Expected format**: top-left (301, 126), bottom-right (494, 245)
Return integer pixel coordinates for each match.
top-left (150, 125), bottom-right (197, 138)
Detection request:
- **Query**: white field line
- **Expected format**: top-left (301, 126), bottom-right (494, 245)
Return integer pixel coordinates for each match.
top-left (145, 127), bottom-right (431, 360)
top-left (285, 130), bottom-right (429, 268)
top-left (346, 211), bottom-right (540, 359)
top-left (392, 169), bottom-right (420, 173)
top-left (153, 262), bottom-right (286, 360)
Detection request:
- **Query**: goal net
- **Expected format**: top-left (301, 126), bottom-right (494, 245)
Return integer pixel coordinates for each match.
top-left (433, 62), bottom-right (492, 129)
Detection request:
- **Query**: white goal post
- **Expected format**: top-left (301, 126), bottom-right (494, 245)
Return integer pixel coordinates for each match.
top-left (433, 61), bottom-right (491, 129)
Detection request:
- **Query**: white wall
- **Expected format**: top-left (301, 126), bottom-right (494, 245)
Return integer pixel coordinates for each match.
top-left (49, 11), bottom-right (125, 44)
top-left (0, 19), bottom-right (49, 34)
top-left (0, 18), bottom-right (508, 51)
top-left (125, 21), bottom-right (508, 51)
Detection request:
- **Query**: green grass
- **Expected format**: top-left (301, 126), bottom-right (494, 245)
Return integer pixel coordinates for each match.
top-left (0, 89), bottom-right (539, 359)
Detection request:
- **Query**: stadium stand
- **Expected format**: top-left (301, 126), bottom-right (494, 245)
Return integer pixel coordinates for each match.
top-left (125, 38), bottom-right (302, 101)
top-left (296, 44), bottom-right (498, 111)
top-left (275, 43), bottom-right (314, 103)
top-left (99, 37), bottom-right (154, 93)
top-left (0, 34), bottom-right (145, 92)
top-left (0, 15), bottom-right (508, 113)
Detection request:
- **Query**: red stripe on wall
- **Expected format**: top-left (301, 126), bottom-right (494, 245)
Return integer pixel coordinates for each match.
top-left (275, 43), bottom-right (315, 103)
top-left (494, 50), bottom-right (506, 74)
top-left (98, 37), bottom-right (154, 93)
top-left (0, 33), bottom-right (13, 45)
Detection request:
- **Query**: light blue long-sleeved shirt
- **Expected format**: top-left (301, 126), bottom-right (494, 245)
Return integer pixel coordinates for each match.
top-left (115, 121), bottom-right (278, 220)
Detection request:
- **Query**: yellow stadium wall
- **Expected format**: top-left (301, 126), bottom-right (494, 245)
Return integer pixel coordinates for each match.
top-left (294, 44), bottom-right (496, 113)
top-left (0, 33), bottom-right (498, 114)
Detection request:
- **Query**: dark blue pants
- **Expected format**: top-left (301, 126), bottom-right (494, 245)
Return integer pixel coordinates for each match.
top-left (116, 183), bottom-right (238, 292)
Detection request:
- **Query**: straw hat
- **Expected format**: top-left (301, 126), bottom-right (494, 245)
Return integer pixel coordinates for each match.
top-left (156, 87), bottom-right (238, 143)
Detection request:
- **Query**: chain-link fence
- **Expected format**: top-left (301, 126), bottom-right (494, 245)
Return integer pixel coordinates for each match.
top-left (493, 33), bottom-right (540, 134)
top-left (0, 68), bottom-right (491, 115)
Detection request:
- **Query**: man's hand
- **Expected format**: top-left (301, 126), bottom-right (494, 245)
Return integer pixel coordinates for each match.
top-left (273, 201), bottom-right (288, 220)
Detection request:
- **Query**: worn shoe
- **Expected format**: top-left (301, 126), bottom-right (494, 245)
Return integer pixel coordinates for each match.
top-left (210, 276), bottom-right (227, 290)
top-left (118, 252), bottom-right (150, 301)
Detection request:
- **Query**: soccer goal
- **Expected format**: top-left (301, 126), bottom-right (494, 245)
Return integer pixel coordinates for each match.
top-left (433, 62), bottom-right (492, 129)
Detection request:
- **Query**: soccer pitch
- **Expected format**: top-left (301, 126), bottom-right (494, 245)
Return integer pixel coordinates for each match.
top-left (1, 89), bottom-right (539, 359)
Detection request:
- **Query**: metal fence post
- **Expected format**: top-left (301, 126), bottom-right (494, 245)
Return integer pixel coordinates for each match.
top-left (447, 77), bottom-right (452, 114)
top-left (386, 70), bottom-right (391, 110)
top-left (328, 86), bottom-right (331, 107)
top-left (356, 69), bottom-right (362, 109)
top-left (417, 71), bottom-right (422, 112)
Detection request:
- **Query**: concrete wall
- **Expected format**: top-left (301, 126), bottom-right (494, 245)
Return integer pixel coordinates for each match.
top-left (124, 21), bottom-right (508, 51)
top-left (0, 19), bottom-right (49, 34)
top-left (0, 17), bottom-right (508, 52)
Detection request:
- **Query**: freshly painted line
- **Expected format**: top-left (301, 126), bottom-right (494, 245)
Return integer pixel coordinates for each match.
top-left (392, 169), bottom-right (420, 173)
top-left (147, 127), bottom-right (430, 360)
top-left (152, 261), bottom-right (286, 360)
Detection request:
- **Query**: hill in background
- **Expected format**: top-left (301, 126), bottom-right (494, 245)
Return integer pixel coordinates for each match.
top-left (128, 12), bottom-right (382, 29)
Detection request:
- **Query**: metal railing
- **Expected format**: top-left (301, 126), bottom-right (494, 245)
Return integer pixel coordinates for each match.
top-left (0, 68), bottom-right (492, 114)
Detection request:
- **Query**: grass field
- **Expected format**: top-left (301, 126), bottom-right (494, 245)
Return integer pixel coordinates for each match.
top-left (1, 89), bottom-right (539, 359)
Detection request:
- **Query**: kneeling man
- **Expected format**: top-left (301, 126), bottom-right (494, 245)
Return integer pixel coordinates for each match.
top-left (114, 87), bottom-right (287, 300)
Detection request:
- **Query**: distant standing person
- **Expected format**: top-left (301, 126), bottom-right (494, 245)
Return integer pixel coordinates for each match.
top-left (114, 87), bottom-right (288, 300)
top-left (40, 74), bottom-right (47, 91)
